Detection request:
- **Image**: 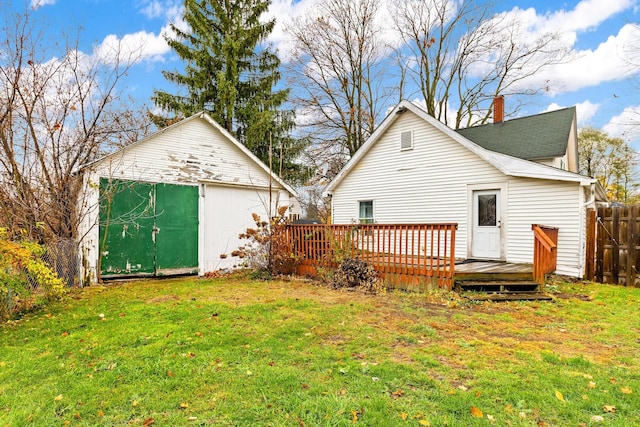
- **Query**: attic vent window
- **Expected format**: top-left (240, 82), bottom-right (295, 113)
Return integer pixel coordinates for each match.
top-left (400, 131), bottom-right (413, 151)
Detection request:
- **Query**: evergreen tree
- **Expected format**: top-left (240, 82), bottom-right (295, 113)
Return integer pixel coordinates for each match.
top-left (152, 0), bottom-right (308, 183)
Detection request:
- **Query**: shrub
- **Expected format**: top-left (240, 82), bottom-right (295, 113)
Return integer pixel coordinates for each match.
top-left (0, 228), bottom-right (66, 320)
top-left (332, 258), bottom-right (383, 294)
top-left (230, 206), bottom-right (298, 277)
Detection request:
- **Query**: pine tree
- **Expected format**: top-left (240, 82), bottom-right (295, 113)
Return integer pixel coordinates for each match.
top-left (152, 0), bottom-right (308, 183)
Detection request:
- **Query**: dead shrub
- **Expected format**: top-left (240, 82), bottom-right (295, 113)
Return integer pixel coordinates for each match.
top-left (332, 258), bottom-right (383, 294)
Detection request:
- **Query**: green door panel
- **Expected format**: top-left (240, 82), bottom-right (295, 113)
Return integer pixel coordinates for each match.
top-left (154, 183), bottom-right (199, 274)
top-left (99, 178), bottom-right (155, 276)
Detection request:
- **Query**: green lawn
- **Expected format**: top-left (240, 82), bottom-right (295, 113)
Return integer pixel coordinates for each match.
top-left (1, 275), bottom-right (639, 426)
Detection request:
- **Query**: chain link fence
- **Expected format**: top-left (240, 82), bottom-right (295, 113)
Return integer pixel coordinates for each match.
top-left (42, 239), bottom-right (82, 288)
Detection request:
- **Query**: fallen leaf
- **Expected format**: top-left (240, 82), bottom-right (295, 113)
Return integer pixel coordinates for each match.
top-left (166, 371), bottom-right (175, 377)
top-left (98, 410), bottom-right (104, 417)
top-left (470, 406), bottom-right (483, 418)
top-left (587, 381), bottom-right (596, 389)
top-left (73, 413), bottom-right (81, 419)
top-left (555, 390), bottom-right (566, 402)
top-left (132, 400), bottom-right (138, 407)
top-left (537, 421), bottom-right (547, 426)
top-left (610, 377), bottom-right (616, 384)
top-left (351, 410), bottom-right (359, 422)
top-left (180, 402), bottom-right (189, 409)
top-left (603, 405), bottom-right (616, 413)
top-left (392, 389), bottom-right (404, 398)
top-left (187, 416), bottom-right (197, 421)
top-left (54, 394), bottom-right (63, 401)
top-left (591, 415), bottom-right (605, 422)
top-left (419, 420), bottom-right (430, 426)
top-left (621, 386), bottom-right (632, 394)
top-left (399, 412), bottom-right (408, 420)
top-left (457, 385), bottom-right (468, 391)
top-left (143, 417), bottom-right (155, 426)
top-left (475, 391), bottom-right (482, 397)
top-left (487, 414), bottom-right (495, 422)
top-left (505, 404), bottom-right (513, 414)
top-left (61, 331), bottom-right (68, 337)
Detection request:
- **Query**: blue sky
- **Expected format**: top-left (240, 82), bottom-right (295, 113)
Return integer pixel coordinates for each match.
top-left (26, 0), bottom-right (640, 147)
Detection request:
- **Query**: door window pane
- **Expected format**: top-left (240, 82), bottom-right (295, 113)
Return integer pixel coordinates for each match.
top-left (478, 194), bottom-right (496, 226)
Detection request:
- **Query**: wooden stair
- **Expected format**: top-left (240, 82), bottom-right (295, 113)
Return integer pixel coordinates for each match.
top-left (454, 263), bottom-right (551, 301)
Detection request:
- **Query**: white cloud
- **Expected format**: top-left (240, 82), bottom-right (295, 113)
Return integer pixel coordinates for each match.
top-left (93, 30), bottom-right (171, 65)
top-left (544, 101), bottom-right (600, 125)
top-left (30, 0), bottom-right (56, 9)
top-left (492, 1), bottom-right (639, 95)
top-left (575, 101), bottom-right (601, 124)
top-left (539, 24), bottom-right (639, 93)
top-left (603, 106), bottom-right (640, 141)
top-left (138, 0), bottom-right (183, 21)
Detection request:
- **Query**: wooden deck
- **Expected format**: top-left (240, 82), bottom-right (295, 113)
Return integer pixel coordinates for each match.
top-left (455, 260), bottom-right (533, 277)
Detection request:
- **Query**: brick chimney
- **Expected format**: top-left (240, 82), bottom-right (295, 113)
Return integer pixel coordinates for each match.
top-left (493, 95), bottom-right (504, 124)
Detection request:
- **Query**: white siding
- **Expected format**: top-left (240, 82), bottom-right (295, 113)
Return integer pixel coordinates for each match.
top-left (90, 117), bottom-right (275, 187)
top-left (201, 184), bottom-right (280, 272)
top-left (331, 110), bottom-right (505, 256)
top-left (331, 109), bottom-right (587, 277)
top-left (506, 177), bottom-right (584, 276)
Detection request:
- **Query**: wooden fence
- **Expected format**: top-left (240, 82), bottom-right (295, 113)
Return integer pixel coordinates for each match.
top-left (278, 223), bottom-right (458, 290)
top-left (586, 206), bottom-right (640, 287)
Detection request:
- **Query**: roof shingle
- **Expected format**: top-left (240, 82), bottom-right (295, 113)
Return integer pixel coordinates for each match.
top-left (456, 107), bottom-right (576, 160)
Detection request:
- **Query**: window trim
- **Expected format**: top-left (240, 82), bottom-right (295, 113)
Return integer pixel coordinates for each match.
top-left (358, 200), bottom-right (374, 224)
top-left (400, 130), bottom-right (414, 151)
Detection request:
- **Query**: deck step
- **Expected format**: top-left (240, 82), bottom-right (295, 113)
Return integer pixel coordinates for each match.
top-left (463, 292), bottom-right (553, 302)
top-left (455, 280), bottom-right (541, 293)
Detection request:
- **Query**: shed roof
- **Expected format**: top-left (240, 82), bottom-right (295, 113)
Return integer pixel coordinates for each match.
top-left (456, 107), bottom-right (575, 160)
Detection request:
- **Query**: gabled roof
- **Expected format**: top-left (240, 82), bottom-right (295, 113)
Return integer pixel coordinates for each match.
top-left (456, 107), bottom-right (575, 160)
top-left (77, 111), bottom-right (297, 197)
top-left (325, 100), bottom-right (606, 200)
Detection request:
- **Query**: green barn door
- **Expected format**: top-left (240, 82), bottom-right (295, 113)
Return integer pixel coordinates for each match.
top-left (99, 179), bottom-right (156, 276)
top-left (99, 179), bottom-right (199, 278)
top-left (155, 183), bottom-right (199, 275)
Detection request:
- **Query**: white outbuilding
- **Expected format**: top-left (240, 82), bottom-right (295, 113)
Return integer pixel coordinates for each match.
top-left (77, 112), bottom-right (299, 284)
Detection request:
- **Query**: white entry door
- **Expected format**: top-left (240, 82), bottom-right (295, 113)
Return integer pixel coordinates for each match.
top-left (472, 190), bottom-right (501, 259)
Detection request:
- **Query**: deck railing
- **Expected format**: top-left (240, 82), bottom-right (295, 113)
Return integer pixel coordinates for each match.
top-left (279, 223), bottom-right (457, 290)
top-left (531, 224), bottom-right (558, 285)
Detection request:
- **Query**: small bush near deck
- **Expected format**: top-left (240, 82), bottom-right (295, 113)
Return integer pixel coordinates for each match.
top-left (0, 228), bottom-right (65, 320)
top-left (332, 258), bottom-right (382, 294)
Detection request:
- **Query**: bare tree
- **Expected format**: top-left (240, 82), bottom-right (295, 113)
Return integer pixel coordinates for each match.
top-left (391, 0), bottom-right (568, 129)
top-left (286, 0), bottom-right (393, 161)
top-left (0, 5), bottom-right (152, 242)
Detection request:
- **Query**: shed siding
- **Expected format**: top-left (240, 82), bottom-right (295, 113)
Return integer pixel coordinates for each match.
top-left (78, 116), bottom-right (296, 284)
top-left (331, 110), bottom-right (504, 253)
top-left (91, 117), bottom-right (275, 188)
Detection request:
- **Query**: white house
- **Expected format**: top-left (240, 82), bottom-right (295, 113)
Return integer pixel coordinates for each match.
top-left (325, 100), bottom-right (607, 278)
top-left (77, 112), bottom-right (299, 284)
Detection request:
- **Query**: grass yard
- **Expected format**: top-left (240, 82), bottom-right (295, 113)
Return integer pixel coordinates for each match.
top-left (1, 274), bottom-right (639, 426)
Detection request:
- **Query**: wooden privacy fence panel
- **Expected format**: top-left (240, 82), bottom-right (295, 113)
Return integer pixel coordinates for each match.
top-left (278, 223), bottom-right (457, 290)
top-left (589, 206), bottom-right (640, 287)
